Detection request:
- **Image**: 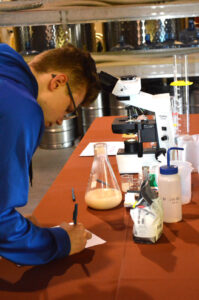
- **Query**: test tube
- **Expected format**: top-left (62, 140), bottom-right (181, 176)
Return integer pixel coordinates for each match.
top-left (171, 55), bottom-right (192, 136)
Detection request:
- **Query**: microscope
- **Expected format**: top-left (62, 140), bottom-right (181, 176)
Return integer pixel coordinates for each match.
top-left (99, 71), bottom-right (175, 173)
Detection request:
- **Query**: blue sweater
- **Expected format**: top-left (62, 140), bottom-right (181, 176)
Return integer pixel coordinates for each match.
top-left (0, 44), bottom-right (71, 265)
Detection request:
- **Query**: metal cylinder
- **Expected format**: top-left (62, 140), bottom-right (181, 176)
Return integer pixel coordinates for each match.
top-left (190, 89), bottom-right (199, 113)
top-left (102, 18), bottom-right (185, 50)
top-left (109, 94), bottom-right (127, 116)
top-left (39, 117), bottom-right (77, 150)
top-left (79, 92), bottom-right (109, 135)
top-left (13, 23), bottom-right (96, 54)
top-left (103, 21), bottom-right (137, 51)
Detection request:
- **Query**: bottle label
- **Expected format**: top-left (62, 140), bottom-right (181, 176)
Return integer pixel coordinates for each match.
top-left (162, 196), bottom-right (180, 204)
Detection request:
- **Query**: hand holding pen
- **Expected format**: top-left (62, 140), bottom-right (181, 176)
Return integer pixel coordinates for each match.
top-left (60, 188), bottom-right (92, 255)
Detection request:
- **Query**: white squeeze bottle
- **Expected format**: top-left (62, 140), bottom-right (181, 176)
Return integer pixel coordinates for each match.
top-left (158, 147), bottom-right (183, 223)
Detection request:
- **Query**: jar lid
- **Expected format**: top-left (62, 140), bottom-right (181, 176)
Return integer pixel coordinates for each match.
top-left (160, 165), bottom-right (178, 175)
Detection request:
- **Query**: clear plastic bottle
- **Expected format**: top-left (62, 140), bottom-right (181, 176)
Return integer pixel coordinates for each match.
top-left (85, 143), bottom-right (122, 210)
top-left (158, 147), bottom-right (183, 223)
top-left (177, 134), bottom-right (198, 171)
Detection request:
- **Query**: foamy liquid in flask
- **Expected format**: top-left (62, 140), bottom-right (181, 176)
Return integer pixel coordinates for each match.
top-left (85, 143), bottom-right (122, 210)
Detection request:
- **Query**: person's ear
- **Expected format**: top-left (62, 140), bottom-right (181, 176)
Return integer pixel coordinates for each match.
top-left (49, 74), bottom-right (69, 91)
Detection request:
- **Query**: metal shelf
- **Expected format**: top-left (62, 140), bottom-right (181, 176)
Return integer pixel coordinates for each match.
top-left (93, 51), bottom-right (199, 78)
top-left (1, 1), bottom-right (199, 26)
top-left (3, 0), bottom-right (199, 79)
top-left (23, 48), bottom-right (199, 79)
top-left (97, 62), bottom-right (199, 79)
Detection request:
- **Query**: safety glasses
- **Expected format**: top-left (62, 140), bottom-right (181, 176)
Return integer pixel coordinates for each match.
top-left (51, 74), bottom-right (78, 119)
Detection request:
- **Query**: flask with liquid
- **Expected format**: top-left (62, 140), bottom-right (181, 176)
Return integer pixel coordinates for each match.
top-left (158, 147), bottom-right (183, 223)
top-left (85, 143), bottom-right (122, 210)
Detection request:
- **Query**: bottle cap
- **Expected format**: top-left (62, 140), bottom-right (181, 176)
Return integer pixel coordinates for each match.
top-left (160, 164), bottom-right (178, 175)
top-left (160, 147), bottom-right (184, 175)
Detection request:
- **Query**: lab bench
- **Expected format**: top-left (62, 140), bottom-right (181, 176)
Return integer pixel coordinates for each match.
top-left (0, 115), bottom-right (199, 300)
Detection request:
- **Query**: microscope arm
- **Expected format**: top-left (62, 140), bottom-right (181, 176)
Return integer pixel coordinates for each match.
top-left (100, 71), bottom-right (176, 150)
top-left (116, 91), bottom-right (175, 149)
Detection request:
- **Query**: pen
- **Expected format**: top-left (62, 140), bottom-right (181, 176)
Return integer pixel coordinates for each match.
top-left (72, 188), bottom-right (78, 225)
top-left (71, 189), bottom-right (89, 277)
top-left (73, 203), bottom-right (78, 225)
top-left (72, 187), bottom-right (76, 202)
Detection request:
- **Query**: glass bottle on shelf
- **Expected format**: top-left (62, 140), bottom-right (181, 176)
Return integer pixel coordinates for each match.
top-left (136, 34), bottom-right (153, 50)
top-left (162, 32), bottom-right (177, 49)
top-left (85, 143), bottom-right (122, 210)
top-left (110, 35), bottom-right (134, 51)
top-left (179, 19), bottom-right (198, 46)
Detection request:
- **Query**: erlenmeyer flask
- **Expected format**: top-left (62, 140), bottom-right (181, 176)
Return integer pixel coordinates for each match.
top-left (85, 143), bottom-right (122, 210)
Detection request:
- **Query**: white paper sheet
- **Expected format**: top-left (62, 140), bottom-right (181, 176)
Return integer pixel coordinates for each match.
top-left (85, 230), bottom-right (106, 248)
top-left (80, 141), bottom-right (124, 156)
top-left (53, 225), bottom-right (106, 249)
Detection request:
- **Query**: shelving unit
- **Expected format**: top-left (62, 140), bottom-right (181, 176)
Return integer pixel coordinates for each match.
top-left (0, 1), bottom-right (199, 26)
top-left (1, 1), bottom-right (199, 78)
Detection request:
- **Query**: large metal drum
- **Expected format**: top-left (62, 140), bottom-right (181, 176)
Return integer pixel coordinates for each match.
top-left (13, 23), bottom-right (96, 54)
top-left (109, 94), bottom-right (127, 116)
top-left (79, 92), bottom-right (109, 135)
top-left (190, 88), bottom-right (199, 113)
top-left (40, 116), bottom-right (77, 149)
top-left (103, 18), bottom-right (186, 51)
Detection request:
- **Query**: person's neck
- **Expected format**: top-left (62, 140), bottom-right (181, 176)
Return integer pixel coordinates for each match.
top-left (29, 66), bottom-right (50, 103)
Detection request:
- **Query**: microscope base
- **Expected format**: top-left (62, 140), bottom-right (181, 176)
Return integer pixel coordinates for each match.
top-left (116, 152), bottom-right (158, 174)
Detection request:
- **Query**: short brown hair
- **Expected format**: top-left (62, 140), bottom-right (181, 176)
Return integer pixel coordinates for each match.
top-left (29, 44), bottom-right (101, 105)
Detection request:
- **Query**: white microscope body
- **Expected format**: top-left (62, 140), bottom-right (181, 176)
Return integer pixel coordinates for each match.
top-left (111, 76), bottom-right (175, 173)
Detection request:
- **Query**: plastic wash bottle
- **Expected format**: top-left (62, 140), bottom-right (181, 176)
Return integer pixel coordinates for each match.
top-left (158, 147), bottom-right (183, 223)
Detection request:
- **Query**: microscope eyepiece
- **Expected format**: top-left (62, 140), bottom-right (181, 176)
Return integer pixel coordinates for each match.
top-left (121, 75), bottom-right (137, 81)
top-left (98, 71), bottom-right (118, 93)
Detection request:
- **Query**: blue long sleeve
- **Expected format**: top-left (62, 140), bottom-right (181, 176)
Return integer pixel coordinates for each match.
top-left (0, 209), bottom-right (71, 265)
top-left (0, 44), bottom-right (71, 265)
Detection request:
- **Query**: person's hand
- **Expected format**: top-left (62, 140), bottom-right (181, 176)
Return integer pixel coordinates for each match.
top-left (60, 222), bottom-right (92, 255)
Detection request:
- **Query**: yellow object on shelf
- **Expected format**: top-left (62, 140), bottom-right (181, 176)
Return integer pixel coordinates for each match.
top-left (170, 80), bottom-right (193, 86)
